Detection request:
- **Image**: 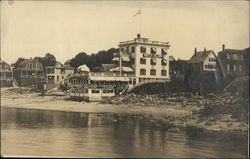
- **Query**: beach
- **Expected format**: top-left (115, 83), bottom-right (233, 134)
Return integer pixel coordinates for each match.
top-left (1, 87), bottom-right (248, 134)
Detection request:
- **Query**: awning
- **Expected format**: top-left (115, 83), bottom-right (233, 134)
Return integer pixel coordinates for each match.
top-left (151, 58), bottom-right (156, 63)
top-left (162, 59), bottom-right (167, 64)
top-left (162, 48), bottom-right (168, 54)
top-left (112, 57), bottom-right (119, 61)
top-left (122, 56), bottom-right (130, 62)
top-left (151, 47), bottom-right (157, 52)
top-left (110, 67), bottom-right (134, 72)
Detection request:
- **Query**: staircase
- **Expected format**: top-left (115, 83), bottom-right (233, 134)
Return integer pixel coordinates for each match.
top-left (13, 78), bottom-right (19, 88)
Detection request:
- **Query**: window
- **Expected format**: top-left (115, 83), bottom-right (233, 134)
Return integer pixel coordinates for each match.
top-left (151, 59), bottom-right (156, 65)
top-left (84, 89), bottom-right (89, 93)
top-left (47, 68), bottom-right (55, 74)
top-left (161, 59), bottom-right (167, 66)
top-left (140, 58), bottom-right (146, 64)
top-left (121, 48), bottom-right (124, 53)
top-left (103, 90), bottom-right (113, 93)
top-left (230, 64), bottom-right (234, 72)
top-left (57, 76), bottom-right (59, 82)
top-left (62, 76), bottom-right (64, 79)
top-left (209, 58), bottom-right (216, 62)
top-left (233, 54), bottom-right (238, 60)
top-left (61, 68), bottom-right (65, 74)
top-left (161, 48), bottom-right (167, 55)
top-left (241, 55), bottom-right (244, 60)
top-left (150, 69), bottom-right (156, 76)
top-left (227, 64), bottom-right (230, 72)
top-left (133, 79), bottom-right (136, 85)
top-left (140, 47), bottom-right (146, 53)
top-left (91, 90), bottom-right (100, 94)
top-left (239, 65), bottom-right (242, 72)
top-left (126, 47), bottom-right (129, 53)
top-left (205, 65), bottom-right (215, 69)
top-left (151, 47), bottom-right (156, 54)
top-left (233, 64), bottom-right (237, 72)
top-left (227, 53), bottom-right (230, 59)
top-left (131, 46), bottom-right (135, 53)
top-left (29, 63), bottom-right (33, 69)
top-left (140, 69), bottom-right (146, 75)
top-left (161, 70), bottom-right (167, 76)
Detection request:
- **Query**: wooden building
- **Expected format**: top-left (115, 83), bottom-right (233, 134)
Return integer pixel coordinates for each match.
top-left (0, 60), bottom-right (13, 87)
top-left (187, 48), bottom-right (217, 94)
top-left (13, 58), bottom-right (45, 88)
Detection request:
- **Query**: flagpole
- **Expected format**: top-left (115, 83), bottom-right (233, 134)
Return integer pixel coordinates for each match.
top-left (139, 8), bottom-right (141, 35)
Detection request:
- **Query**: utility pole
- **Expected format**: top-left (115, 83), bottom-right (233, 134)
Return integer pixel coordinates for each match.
top-left (119, 50), bottom-right (122, 76)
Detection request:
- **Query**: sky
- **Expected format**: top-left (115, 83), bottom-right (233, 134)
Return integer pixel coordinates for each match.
top-left (1, 0), bottom-right (249, 64)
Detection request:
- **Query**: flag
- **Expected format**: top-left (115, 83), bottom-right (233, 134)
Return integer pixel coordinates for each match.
top-left (133, 8), bottom-right (141, 17)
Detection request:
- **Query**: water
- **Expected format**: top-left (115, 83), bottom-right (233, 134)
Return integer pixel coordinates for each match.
top-left (1, 107), bottom-right (248, 158)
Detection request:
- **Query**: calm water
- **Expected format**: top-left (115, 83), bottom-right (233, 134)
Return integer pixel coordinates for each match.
top-left (1, 107), bottom-right (248, 158)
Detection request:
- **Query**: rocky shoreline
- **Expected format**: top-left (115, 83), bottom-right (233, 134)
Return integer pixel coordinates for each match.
top-left (101, 93), bottom-right (249, 135)
top-left (1, 87), bottom-right (248, 135)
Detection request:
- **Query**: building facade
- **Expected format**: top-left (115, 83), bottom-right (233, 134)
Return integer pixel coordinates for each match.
top-left (117, 34), bottom-right (171, 84)
top-left (216, 45), bottom-right (249, 87)
top-left (45, 62), bottom-right (74, 87)
top-left (13, 58), bottom-right (45, 88)
top-left (187, 48), bottom-right (217, 94)
top-left (0, 60), bottom-right (13, 87)
top-left (188, 48), bottom-right (217, 72)
top-left (217, 45), bottom-right (249, 79)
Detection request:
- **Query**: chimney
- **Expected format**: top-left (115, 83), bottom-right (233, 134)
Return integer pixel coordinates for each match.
top-left (137, 34), bottom-right (141, 39)
top-left (194, 48), bottom-right (197, 55)
top-left (222, 44), bottom-right (225, 51)
top-left (204, 47), bottom-right (206, 53)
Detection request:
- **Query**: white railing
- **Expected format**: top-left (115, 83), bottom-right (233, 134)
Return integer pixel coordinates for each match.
top-left (119, 39), bottom-right (170, 46)
top-left (89, 72), bottom-right (135, 77)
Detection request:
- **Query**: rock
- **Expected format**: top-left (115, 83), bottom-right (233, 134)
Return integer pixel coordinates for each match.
top-left (168, 127), bottom-right (180, 133)
top-left (205, 121), bottom-right (213, 126)
top-left (227, 123), bottom-right (233, 127)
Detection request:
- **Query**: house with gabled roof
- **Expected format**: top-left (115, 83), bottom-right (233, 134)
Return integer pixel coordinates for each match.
top-left (13, 58), bottom-right (45, 88)
top-left (187, 48), bottom-right (217, 94)
top-left (188, 48), bottom-right (217, 72)
top-left (44, 61), bottom-right (74, 90)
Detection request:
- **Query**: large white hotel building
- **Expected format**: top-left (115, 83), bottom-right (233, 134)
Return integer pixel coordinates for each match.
top-left (114, 34), bottom-right (171, 84)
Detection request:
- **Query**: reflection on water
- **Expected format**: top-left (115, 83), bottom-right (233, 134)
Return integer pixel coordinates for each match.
top-left (1, 107), bottom-right (248, 158)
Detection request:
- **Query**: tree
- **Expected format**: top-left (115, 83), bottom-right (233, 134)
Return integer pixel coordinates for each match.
top-left (34, 53), bottom-right (57, 69)
top-left (13, 58), bottom-right (25, 68)
top-left (68, 48), bottom-right (118, 70)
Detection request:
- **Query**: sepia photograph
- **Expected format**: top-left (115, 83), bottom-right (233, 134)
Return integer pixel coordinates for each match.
top-left (1, 0), bottom-right (249, 158)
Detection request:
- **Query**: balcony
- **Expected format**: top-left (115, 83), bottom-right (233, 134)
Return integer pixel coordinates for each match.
top-left (89, 72), bottom-right (135, 77)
